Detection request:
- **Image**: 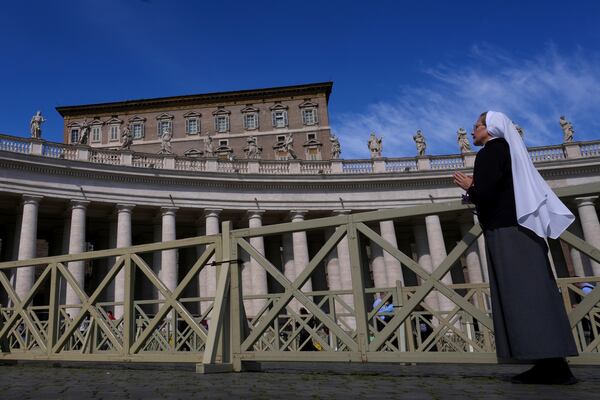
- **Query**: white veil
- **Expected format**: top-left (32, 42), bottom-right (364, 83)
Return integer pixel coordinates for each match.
top-left (485, 111), bottom-right (574, 239)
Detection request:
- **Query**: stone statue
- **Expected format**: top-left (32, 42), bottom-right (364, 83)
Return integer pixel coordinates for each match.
top-left (513, 123), bottom-right (525, 139)
top-left (78, 119), bottom-right (90, 145)
top-left (457, 128), bottom-right (471, 153)
top-left (245, 136), bottom-right (262, 159)
top-left (204, 135), bottom-right (215, 157)
top-left (121, 126), bottom-right (133, 150)
top-left (281, 133), bottom-right (297, 159)
top-left (559, 116), bottom-right (575, 143)
top-left (413, 129), bottom-right (426, 156)
top-left (30, 111), bottom-right (45, 139)
top-left (159, 130), bottom-right (173, 154)
top-left (330, 133), bottom-right (341, 159)
top-left (368, 132), bottom-right (382, 158)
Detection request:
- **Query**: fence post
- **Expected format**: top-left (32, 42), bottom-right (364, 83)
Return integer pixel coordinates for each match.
top-left (123, 254), bottom-right (135, 356)
top-left (46, 263), bottom-right (59, 356)
top-left (346, 215), bottom-right (370, 361)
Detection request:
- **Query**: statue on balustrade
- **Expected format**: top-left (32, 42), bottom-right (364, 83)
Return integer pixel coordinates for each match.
top-left (121, 126), bottom-right (133, 150)
top-left (30, 111), bottom-right (45, 139)
top-left (513, 123), bottom-right (525, 139)
top-left (78, 119), bottom-right (90, 145)
top-left (413, 129), bottom-right (426, 156)
top-left (275, 133), bottom-right (297, 159)
top-left (457, 127), bottom-right (471, 153)
top-left (159, 129), bottom-right (173, 154)
top-left (368, 132), bottom-right (382, 158)
top-left (245, 136), bottom-right (262, 159)
top-left (204, 135), bottom-right (215, 157)
top-left (559, 116), bottom-right (575, 143)
top-left (330, 133), bottom-right (341, 159)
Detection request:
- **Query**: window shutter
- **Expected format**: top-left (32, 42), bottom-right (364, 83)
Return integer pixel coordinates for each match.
top-left (185, 118), bottom-right (189, 134)
top-left (272, 112), bottom-right (276, 127)
top-left (256, 113), bottom-right (259, 129)
top-left (284, 111), bottom-right (288, 127)
top-left (314, 108), bottom-right (318, 124)
top-left (243, 114), bottom-right (248, 130)
top-left (226, 116), bottom-right (230, 132)
top-left (141, 123), bottom-right (145, 138)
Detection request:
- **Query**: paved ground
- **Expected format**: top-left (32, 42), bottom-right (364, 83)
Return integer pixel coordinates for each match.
top-left (0, 361), bottom-right (598, 399)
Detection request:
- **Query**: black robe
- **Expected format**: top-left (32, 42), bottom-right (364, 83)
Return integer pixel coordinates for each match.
top-left (467, 138), bottom-right (577, 361)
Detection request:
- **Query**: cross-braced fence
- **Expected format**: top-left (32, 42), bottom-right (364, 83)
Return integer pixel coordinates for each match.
top-left (1, 182), bottom-right (600, 371)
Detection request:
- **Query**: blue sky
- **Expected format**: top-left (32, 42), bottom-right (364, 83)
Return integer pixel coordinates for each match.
top-left (1, 0), bottom-right (599, 158)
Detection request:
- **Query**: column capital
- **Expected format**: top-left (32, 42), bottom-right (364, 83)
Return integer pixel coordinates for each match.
top-left (116, 203), bottom-right (135, 213)
top-left (290, 209), bottom-right (308, 221)
top-left (203, 208), bottom-right (222, 219)
top-left (247, 209), bottom-right (266, 219)
top-left (22, 194), bottom-right (43, 205)
top-left (160, 206), bottom-right (178, 216)
top-left (70, 200), bottom-right (90, 210)
top-left (575, 196), bottom-right (599, 207)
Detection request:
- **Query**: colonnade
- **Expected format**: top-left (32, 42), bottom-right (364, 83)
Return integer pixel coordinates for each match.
top-left (5, 195), bottom-right (600, 318)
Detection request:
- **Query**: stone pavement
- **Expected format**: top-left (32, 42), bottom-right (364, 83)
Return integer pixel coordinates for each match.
top-left (1, 361), bottom-right (598, 399)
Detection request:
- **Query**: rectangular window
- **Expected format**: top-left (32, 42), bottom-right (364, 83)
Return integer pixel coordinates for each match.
top-left (132, 123), bottom-right (143, 139)
top-left (302, 109), bottom-right (317, 125)
top-left (272, 111), bottom-right (288, 128)
top-left (186, 118), bottom-right (199, 134)
top-left (307, 133), bottom-right (316, 141)
top-left (215, 116), bottom-right (229, 133)
top-left (110, 125), bottom-right (119, 141)
top-left (243, 113), bottom-right (257, 130)
top-left (277, 135), bottom-right (286, 142)
top-left (70, 128), bottom-right (79, 143)
top-left (91, 126), bottom-right (101, 142)
top-left (219, 139), bottom-right (228, 146)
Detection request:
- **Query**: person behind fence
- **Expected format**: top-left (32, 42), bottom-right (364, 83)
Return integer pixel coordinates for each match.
top-left (373, 294), bottom-right (393, 331)
top-left (298, 307), bottom-right (319, 351)
top-left (453, 111), bottom-right (578, 385)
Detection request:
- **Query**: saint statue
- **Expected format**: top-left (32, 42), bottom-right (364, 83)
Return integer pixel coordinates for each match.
top-left (457, 127), bottom-right (471, 153)
top-left (245, 136), bottom-right (262, 159)
top-left (204, 135), bottom-right (215, 157)
top-left (513, 123), bottom-right (525, 139)
top-left (368, 132), bottom-right (382, 158)
top-left (559, 116), bottom-right (575, 143)
top-left (281, 133), bottom-right (297, 159)
top-left (78, 119), bottom-right (90, 145)
top-left (160, 130), bottom-right (172, 154)
top-left (121, 126), bottom-right (133, 150)
top-left (30, 111), bottom-right (45, 139)
top-left (330, 133), bottom-right (341, 159)
top-left (413, 129), bottom-right (426, 156)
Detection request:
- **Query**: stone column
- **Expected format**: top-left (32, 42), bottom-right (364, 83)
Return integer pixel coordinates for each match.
top-left (425, 215), bottom-right (454, 312)
top-left (459, 221), bottom-right (484, 284)
top-left (576, 197), bottom-right (600, 276)
top-left (567, 221), bottom-right (593, 277)
top-left (412, 223), bottom-right (440, 312)
top-left (160, 207), bottom-right (178, 293)
top-left (65, 200), bottom-right (89, 316)
top-left (324, 227), bottom-right (342, 292)
top-left (370, 238), bottom-right (387, 289)
top-left (380, 220), bottom-right (404, 286)
top-left (199, 209), bottom-right (221, 311)
top-left (291, 210), bottom-right (312, 293)
top-left (248, 210), bottom-right (267, 316)
top-left (152, 215), bottom-right (162, 307)
top-left (14, 195), bottom-right (42, 301)
top-left (113, 204), bottom-right (134, 318)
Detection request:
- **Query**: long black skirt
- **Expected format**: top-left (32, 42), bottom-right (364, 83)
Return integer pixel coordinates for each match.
top-left (484, 225), bottom-right (578, 361)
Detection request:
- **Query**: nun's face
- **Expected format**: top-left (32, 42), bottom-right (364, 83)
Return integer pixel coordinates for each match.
top-left (472, 118), bottom-right (491, 146)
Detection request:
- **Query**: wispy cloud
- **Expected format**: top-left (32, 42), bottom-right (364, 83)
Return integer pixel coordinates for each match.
top-left (332, 44), bottom-right (600, 159)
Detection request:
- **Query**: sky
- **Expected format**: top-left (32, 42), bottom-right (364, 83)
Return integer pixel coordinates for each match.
top-left (1, 0), bottom-right (599, 159)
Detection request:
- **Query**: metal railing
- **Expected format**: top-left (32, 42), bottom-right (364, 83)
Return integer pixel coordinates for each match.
top-left (1, 181), bottom-right (599, 371)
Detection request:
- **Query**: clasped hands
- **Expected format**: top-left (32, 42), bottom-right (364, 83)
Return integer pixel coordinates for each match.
top-left (453, 172), bottom-right (473, 191)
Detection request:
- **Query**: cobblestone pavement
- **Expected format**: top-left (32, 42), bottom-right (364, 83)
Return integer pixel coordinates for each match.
top-left (1, 361), bottom-right (598, 399)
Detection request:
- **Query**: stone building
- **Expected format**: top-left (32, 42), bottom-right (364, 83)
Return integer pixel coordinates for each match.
top-left (56, 82), bottom-right (333, 161)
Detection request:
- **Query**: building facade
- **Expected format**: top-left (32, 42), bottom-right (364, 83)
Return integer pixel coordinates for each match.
top-left (57, 82), bottom-right (334, 161)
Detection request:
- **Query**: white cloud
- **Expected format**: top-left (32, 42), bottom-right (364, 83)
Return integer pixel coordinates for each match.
top-left (332, 44), bottom-right (600, 159)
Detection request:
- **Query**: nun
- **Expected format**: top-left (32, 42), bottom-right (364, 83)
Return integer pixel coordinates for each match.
top-left (453, 111), bottom-right (578, 385)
